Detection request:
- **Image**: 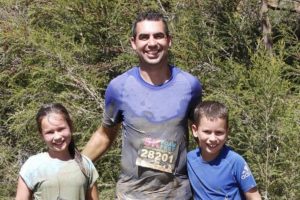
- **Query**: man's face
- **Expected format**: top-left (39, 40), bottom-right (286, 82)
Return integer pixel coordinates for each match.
top-left (131, 20), bottom-right (171, 67)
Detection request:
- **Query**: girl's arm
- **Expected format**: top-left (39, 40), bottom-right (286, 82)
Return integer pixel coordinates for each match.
top-left (244, 187), bottom-right (262, 200)
top-left (86, 182), bottom-right (99, 200)
top-left (15, 176), bottom-right (32, 200)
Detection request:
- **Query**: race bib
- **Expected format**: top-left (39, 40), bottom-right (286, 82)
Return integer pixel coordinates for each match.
top-left (136, 137), bottom-right (178, 173)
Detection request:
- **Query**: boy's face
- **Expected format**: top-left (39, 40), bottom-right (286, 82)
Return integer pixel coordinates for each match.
top-left (192, 117), bottom-right (228, 162)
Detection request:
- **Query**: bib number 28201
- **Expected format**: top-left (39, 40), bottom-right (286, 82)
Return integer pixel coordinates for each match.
top-left (136, 138), bottom-right (178, 173)
top-left (140, 149), bottom-right (174, 163)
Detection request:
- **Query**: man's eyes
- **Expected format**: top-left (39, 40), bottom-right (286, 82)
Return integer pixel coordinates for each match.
top-left (138, 34), bottom-right (149, 40)
top-left (138, 33), bottom-right (166, 40)
top-left (154, 33), bottom-right (166, 39)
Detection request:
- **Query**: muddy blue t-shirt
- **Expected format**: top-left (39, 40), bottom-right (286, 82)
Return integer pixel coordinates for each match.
top-left (103, 66), bottom-right (202, 199)
top-left (19, 152), bottom-right (99, 200)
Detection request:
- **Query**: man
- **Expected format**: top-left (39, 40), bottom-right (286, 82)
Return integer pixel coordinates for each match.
top-left (83, 11), bottom-right (202, 199)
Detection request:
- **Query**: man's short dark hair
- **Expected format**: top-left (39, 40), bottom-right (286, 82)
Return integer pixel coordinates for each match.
top-left (132, 11), bottom-right (169, 38)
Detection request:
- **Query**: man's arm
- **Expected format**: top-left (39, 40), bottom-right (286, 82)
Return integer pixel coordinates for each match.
top-left (82, 124), bottom-right (120, 162)
top-left (244, 187), bottom-right (262, 200)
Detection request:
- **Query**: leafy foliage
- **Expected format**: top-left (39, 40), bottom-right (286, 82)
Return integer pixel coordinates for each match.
top-left (1, 0), bottom-right (299, 199)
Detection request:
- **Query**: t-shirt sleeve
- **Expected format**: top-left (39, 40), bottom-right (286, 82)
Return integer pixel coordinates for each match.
top-left (102, 80), bottom-right (123, 127)
top-left (234, 156), bottom-right (257, 192)
top-left (83, 155), bottom-right (99, 188)
top-left (19, 157), bottom-right (36, 190)
top-left (188, 77), bottom-right (202, 121)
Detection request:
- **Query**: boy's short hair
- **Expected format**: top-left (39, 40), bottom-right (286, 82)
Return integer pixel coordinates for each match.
top-left (193, 100), bottom-right (228, 127)
top-left (132, 10), bottom-right (169, 38)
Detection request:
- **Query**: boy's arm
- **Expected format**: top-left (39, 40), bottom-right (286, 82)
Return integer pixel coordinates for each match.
top-left (244, 187), bottom-right (262, 200)
top-left (15, 176), bottom-right (32, 200)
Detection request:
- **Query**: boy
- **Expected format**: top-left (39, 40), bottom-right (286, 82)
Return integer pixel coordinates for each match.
top-left (187, 100), bottom-right (261, 200)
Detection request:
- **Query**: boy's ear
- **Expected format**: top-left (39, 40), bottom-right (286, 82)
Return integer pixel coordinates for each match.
top-left (226, 127), bottom-right (230, 139)
top-left (191, 124), bottom-right (198, 138)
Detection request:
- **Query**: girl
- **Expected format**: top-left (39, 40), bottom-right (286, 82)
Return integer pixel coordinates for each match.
top-left (16, 103), bottom-right (99, 200)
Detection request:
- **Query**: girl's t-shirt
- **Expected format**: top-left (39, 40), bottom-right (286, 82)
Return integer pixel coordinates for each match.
top-left (20, 152), bottom-right (99, 200)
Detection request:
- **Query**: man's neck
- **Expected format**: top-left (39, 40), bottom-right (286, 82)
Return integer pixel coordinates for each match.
top-left (139, 64), bottom-right (171, 86)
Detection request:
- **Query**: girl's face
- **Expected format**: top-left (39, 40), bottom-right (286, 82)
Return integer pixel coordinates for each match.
top-left (41, 112), bottom-right (72, 160)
